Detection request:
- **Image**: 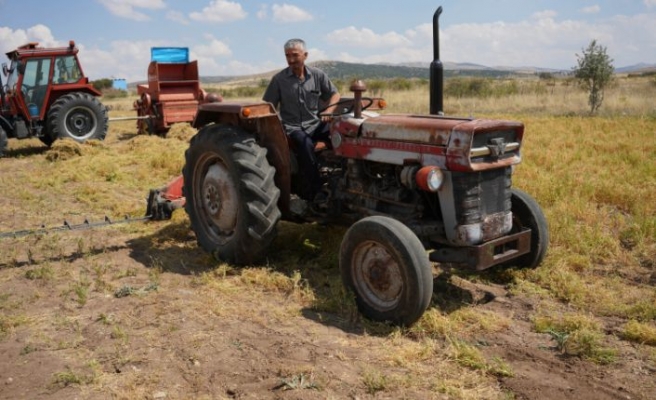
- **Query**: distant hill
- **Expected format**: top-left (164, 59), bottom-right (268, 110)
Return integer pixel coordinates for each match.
top-left (131, 61), bottom-right (656, 87)
top-left (310, 60), bottom-right (429, 80)
top-left (196, 61), bottom-right (544, 86)
top-left (615, 63), bottom-right (656, 74)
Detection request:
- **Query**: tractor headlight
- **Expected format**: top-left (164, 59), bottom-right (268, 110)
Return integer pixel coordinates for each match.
top-left (416, 166), bottom-right (444, 192)
top-left (331, 132), bottom-right (342, 149)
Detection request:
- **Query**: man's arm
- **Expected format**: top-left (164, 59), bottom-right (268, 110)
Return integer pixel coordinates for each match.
top-left (320, 91), bottom-right (341, 120)
top-left (262, 77), bottom-right (280, 107)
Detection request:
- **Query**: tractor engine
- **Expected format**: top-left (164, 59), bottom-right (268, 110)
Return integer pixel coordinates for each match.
top-left (336, 159), bottom-right (424, 221)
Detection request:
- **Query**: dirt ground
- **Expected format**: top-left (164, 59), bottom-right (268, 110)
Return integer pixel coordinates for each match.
top-left (1, 224), bottom-right (654, 399)
top-left (0, 136), bottom-right (655, 399)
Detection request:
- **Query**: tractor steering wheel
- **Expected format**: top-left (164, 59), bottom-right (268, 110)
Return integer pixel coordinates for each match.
top-left (319, 97), bottom-right (374, 117)
top-left (21, 84), bottom-right (34, 100)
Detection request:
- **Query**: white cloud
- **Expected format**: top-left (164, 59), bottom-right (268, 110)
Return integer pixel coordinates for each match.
top-left (192, 57), bottom-right (278, 77)
top-left (97, 0), bottom-right (165, 21)
top-left (166, 10), bottom-right (189, 25)
top-left (581, 5), bottom-right (601, 14)
top-left (82, 39), bottom-right (166, 82)
top-left (189, 0), bottom-right (247, 22)
top-left (257, 5), bottom-right (268, 20)
top-left (307, 47), bottom-right (328, 62)
top-left (404, 23), bottom-right (433, 40)
top-left (327, 10), bottom-right (656, 69)
top-left (0, 25), bottom-right (62, 55)
top-left (645, 0), bottom-right (656, 8)
top-left (327, 27), bottom-right (412, 48)
top-left (271, 4), bottom-right (313, 23)
top-left (531, 10), bottom-right (558, 20)
top-left (192, 35), bottom-right (232, 58)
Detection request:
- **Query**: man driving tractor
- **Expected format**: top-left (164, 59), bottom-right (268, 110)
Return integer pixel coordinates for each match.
top-left (262, 38), bottom-right (340, 203)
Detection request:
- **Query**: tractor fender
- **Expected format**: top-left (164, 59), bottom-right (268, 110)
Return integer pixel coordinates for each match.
top-left (46, 87), bottom-right (103, 113)
top-left (192, 101), bottom-right (293, 217)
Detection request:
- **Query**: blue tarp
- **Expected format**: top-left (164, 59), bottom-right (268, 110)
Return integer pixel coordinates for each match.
top-left (112, 78), bottom-right (127, 91)
top-left (151, 47), bottom-right (189, 63)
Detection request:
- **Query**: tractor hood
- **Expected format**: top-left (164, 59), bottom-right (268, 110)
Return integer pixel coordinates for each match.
top-left (331, 114), bottom-right (524, 172)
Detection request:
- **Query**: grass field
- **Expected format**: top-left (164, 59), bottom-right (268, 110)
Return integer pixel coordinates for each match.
top-left (0, 76), bottom-right (655, 399)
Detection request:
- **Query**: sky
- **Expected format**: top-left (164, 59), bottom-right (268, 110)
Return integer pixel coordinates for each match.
top-left (1, 0), bottom-right (655, 83)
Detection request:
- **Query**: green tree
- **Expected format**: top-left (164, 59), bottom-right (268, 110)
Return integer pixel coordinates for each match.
top-left (91, 78), bottom-right (113, 91)
top-left (573, 40), bottom-right (614, 114)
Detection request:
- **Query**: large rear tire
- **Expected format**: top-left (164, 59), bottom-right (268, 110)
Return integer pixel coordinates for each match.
top-left (183, 125), bottom-right (281, 265)
top-left (340, 216), bottom-right (433, 326)
top-left (506, 188), bottom-right (549, 268)
top-left (47, 92), bottom-right (108, 143)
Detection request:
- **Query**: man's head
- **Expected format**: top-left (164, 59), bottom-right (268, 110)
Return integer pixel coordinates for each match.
top-left (284, 38), bottom-right (308, 74)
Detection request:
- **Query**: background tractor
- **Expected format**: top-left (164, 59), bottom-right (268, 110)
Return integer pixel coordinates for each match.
top-left (150, 6), bottom-right (549, 326)
top-left (0, 40), bottom-right (108, 156)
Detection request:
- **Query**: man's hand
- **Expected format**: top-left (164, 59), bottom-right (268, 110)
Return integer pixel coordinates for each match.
top-left (320, 92), bottom-right (341, 121)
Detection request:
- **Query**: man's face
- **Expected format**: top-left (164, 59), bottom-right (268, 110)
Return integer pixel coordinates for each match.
top-left (285, 46), bottom-right (307, 69)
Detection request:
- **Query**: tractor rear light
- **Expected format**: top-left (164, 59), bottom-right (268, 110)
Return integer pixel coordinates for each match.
top-left (241, 107), bottom-right (252, 118)
top-left (416, 166), bottom-right (444, 192)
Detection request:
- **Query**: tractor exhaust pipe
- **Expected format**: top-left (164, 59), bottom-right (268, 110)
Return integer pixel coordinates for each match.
top-left (430, 6), bottom-right (444, 115)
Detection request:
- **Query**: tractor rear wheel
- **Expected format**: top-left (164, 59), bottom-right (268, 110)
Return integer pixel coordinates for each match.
top-left (47, 92), bottom-right (108, 143)
top-left (0, 127), bottom-right (7, 156)
top-left (183, 125), bottom-right (281, 265)
top-left (340, 216), bottom-right (433, 326)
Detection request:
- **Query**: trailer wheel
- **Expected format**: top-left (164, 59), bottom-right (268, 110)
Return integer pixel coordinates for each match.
top-left (0, 127), bottom-right (7, 156)
top-left (505, 188), bottom-right (549, 269)
top-left (47, 92), bottom-right (108, 143)
top-left (183, 125), bottom-right (281, 265)
top-left (340, 216), bottom-right (433, 326)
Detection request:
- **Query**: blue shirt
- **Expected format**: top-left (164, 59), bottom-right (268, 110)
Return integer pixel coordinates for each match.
top-left (263, 65), bottom-right (338, 135)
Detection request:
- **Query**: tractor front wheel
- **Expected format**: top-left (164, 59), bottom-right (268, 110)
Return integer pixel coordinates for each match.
top-left (47, 92), bottom-right (108, 143)
top-left (183, 125), bottom-right (281, 265)
top-left (340, 216), bottom-right (433, 326)
top-left (506, 188), bottom-right (549, 269)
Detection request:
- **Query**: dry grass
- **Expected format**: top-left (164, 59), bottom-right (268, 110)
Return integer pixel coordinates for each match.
top-left (0, 76), bottom-right (655, 399)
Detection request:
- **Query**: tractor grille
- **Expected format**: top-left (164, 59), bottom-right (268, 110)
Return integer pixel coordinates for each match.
top-left (471, 129), bottom-right (518, 148)
top-left (452, 168), bottom-right (512, 226)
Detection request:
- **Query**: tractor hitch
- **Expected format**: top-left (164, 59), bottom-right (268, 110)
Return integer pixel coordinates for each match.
top-left (144, 175), bottom-right (186, 221)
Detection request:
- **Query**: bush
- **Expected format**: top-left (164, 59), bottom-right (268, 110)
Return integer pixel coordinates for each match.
top-left (101, 88), bottom-right (128, 99)
top-left (92, 78), bottom-right (113, 91)
top-left (445, 77), bottom-right (492, 98)
top-left (216, 86), bottom-right (262, 99)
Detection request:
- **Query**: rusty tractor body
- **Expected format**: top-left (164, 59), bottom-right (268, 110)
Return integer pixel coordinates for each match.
top-left (0, 40), bottom-right (108, 155)
top-left (149, 6), bottom-right (549, 326)
top-left (133, 48), bottom-right (220, 136)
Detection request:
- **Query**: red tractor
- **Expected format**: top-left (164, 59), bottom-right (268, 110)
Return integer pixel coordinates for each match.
top-left (0, 40), bottom-right (108, 156)
top-left (149, 6), bottom-right (549, 326)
